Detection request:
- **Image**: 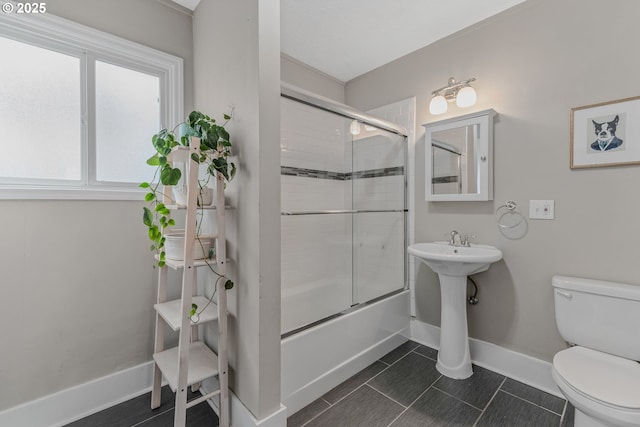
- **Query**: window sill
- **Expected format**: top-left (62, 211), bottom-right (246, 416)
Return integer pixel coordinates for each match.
top-left (0, 186), bottom-right (147, 201)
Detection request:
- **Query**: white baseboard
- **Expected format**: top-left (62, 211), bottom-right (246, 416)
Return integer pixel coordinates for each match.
top-left (200, 378), bottom-right (287, 427)
top-left (0, 359), bottom-right (287, 427)
top-left (410, 318), bottom-right (562, 398)
top-left (0, 361), bottom-right (156, 427)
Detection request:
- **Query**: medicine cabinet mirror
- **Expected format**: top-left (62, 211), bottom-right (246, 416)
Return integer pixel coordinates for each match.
top-left (423, 109), bottom-right (497, 201)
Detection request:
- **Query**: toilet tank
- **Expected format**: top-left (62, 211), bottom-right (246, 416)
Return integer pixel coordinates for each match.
top-left (553, 275), bottom-right (640, 361)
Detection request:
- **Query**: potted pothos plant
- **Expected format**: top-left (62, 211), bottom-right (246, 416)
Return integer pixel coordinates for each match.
top-left (140, 110), bottom-right (236, 320)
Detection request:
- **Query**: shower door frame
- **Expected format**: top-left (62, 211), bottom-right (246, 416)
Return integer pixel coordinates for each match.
top-left (280, 83), bottom-right (410, 338)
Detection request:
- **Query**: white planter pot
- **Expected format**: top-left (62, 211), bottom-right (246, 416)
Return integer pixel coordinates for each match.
top-left (172, 186), bottom-right (187, 206)
top-left (164, 231), bottom-right (215, 260)
top-left (198, 186), bottom-right (213, 206)
top-left (172, 186), bottom-right (213, 207)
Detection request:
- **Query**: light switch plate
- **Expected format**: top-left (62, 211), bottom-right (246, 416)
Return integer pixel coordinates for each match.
top-left (529, 200), bottom-right (555, 219)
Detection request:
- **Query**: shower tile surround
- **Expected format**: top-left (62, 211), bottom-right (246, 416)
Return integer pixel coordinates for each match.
top-left (288, 341), bottom-right (573, 427)
top-left (280, 98), bottom-right (407, 334)
top-left (281, 165), bottom-right (404, 181)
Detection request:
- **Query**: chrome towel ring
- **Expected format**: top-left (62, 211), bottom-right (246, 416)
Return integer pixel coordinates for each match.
top-left (496, 200), bottom-right (524, 229)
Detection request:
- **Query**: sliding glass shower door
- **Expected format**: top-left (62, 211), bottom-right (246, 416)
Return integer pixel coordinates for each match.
top-left (280, 96), bottom-right (407, 335)
top-left (350, 128), bottom-right (406, 305)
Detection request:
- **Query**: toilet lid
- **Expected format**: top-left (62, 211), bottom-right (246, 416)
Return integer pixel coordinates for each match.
top-left (553, 346), bottom-right (640, 409)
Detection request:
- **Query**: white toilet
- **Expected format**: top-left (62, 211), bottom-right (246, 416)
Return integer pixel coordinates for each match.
top-left (552, 275), bottom-right (640, 427)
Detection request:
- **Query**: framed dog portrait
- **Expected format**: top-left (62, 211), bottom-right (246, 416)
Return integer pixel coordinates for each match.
top-left (570, 96), bottom-right (640, 169)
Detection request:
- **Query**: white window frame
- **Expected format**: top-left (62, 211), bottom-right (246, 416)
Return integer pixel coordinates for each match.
top-left (0, 8), bottom-right (184, 200)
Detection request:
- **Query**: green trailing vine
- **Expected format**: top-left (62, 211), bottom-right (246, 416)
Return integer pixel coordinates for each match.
top-left (140, 111), bottom-right (236, 321)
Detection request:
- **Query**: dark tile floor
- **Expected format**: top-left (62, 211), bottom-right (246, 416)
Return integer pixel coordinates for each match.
top-left (67, 340), bottom-right (574, 427)
top-left (65, 386), bottom-right (218, 427)
top-left (289, 341), bottom-right (575, 427)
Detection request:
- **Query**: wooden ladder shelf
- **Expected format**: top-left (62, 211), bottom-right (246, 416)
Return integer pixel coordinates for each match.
top-left (150, 137), bottom-right (229, 427)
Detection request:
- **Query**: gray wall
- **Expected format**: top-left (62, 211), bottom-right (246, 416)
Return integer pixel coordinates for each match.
top-left (346, 0), bottom-right (640, 362)
top-left (46, 0), bottom-right (194, 111)
top-left (193, 0), bottom-right (282, 420)
top-left (281, 54), bottom-right (345, 102)
top-left (0, 1), bottom-right (193, 411)
top-left (1, 201), bottom-right (156, 411)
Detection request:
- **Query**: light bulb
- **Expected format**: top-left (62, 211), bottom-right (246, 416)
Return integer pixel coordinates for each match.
top-left (349, 120), bottom-right (361, 135)
top-left (456, 85), bottom-right (477, 108)
top-left (429, 95), bottom-right (447, 115)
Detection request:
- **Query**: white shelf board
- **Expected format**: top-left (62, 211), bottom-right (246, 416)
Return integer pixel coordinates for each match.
top-left (167, 204), bottom-right (217, 210)
top-left (154, 341), bottom-right (219, 391)
top-left (155, 296), bottom-right (219, 331)
top-left (167, 146), bottom-right (190, 162)
top-left (161, 232), bottom-right (217, 240)
top-left (167, 204), bottom-right (231, 210)
top-left (156, 255), bottom-right (219, 270)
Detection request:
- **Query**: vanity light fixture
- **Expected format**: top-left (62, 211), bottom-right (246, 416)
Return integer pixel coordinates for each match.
top-left (429, 77), bottom-right (477, 115)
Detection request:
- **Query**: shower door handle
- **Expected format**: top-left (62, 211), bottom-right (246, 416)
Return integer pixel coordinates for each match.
top-left (282, 210), bottom-right (357, 215)
top-left (281, 209), bottom-right (407, 216)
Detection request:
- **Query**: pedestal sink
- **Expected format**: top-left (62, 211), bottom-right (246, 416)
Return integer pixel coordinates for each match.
top-left (408, 242), bottom-right (502, 379)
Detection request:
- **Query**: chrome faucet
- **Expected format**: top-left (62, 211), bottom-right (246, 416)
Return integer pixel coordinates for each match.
top-left (449, 230), bottom-right (473, 247)
top-left (449, 230), bottom-right (460, 246)
top-left (461, 234), bottom-right (475, 247)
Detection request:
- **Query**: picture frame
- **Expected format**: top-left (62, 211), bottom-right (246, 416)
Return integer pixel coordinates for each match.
top-left (570, 95), bottom-right (640, 169)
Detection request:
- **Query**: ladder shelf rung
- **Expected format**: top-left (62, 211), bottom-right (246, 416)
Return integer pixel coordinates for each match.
top-left (153, 341), bottom-right (219, 392)
top-left (156, 255), bottom-right (221, 270)
top-left (166, 204), bottom-right (231, 210)
top-left (154, 296), bottom-right (219, 331)
top-left (166, 204), bottom-right (217, 210)
top-left (186, 389), bottom-right (221, 409)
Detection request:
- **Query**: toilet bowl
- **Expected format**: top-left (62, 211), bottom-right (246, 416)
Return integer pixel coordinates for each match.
top-left (553, 346), bottom-right (640, 426)
top-left (552, 276), bottom-right (640, 427)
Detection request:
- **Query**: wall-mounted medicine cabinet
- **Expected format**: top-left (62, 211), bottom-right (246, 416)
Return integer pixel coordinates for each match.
top-left (423, 109), bottom-right (497, 201)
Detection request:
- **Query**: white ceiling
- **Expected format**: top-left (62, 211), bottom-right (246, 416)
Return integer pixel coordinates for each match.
top-left (281, 0), bottom-right (526, 82)
top-left (174, 0), bottom-right (527, 83)
top-left (171, 0), bottom-right (201, 11)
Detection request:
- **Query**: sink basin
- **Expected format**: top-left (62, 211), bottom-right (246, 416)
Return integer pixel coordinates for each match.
top-left (408, 241), bottom-right (502, 379)
top-left (408, 242), bottom-right (503, 276)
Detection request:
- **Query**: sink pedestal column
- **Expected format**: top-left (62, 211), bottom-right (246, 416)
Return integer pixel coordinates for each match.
top-left (437, 274), bottom-right (473, 379)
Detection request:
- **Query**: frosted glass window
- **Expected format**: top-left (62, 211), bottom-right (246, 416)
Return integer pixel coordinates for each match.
top-left (0, 14), bottom-right (182, 198)
top-left (0, 36), bottom-right (81, 181)
top-left (95, 61), bottom-right (160, 183)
